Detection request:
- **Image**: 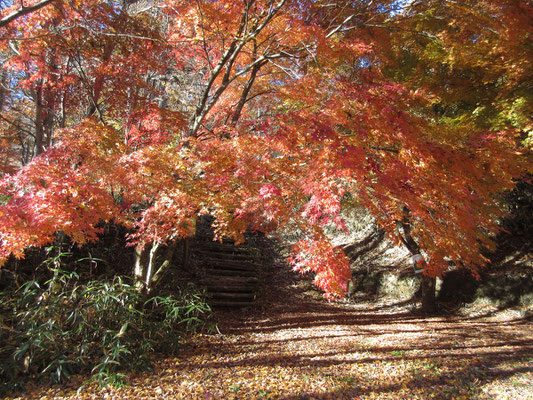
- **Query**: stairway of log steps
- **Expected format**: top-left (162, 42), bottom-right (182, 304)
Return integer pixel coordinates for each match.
top-left (191, 239), bottom-right (262, 307)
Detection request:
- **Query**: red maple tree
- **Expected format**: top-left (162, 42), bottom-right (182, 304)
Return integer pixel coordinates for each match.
top-left (0, 0), bottom-right (531, 310)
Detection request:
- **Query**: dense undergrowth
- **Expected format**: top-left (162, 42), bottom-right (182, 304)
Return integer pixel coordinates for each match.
top-left (0, 266), bottom-right (212, 394)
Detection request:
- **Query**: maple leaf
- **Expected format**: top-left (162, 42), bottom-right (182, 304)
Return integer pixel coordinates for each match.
top-left (259, 184), bottom-right (281, 200)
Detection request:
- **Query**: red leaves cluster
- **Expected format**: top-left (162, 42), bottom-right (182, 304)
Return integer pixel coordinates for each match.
top-left (0, 120), bottom-right (122, 262)
top-left (1, 0), bottom-right (531, 299)
top-left (126, 105), bottom-right (186, 149)
top-left (259, 184), bottom-right (281, 200)
top-left (290, 239), bottom-right (351, 299)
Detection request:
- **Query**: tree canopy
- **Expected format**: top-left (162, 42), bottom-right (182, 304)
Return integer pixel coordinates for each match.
top-left (0, 0), bottom-right (531, 298)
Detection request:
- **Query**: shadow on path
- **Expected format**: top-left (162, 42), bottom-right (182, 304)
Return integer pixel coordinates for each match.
top-left (183, 261), bottom-right (533, 400)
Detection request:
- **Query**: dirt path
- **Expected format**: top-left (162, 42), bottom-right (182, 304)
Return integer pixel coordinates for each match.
top-left (12, 265), bottom-right (533, 400)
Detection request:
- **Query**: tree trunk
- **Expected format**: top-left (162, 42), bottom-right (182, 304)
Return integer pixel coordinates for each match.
top-left (33, 81), bottom-right (54, 157)
top-left (0, 69), bottom-right (7, 112)
top-left (397, 207), bottom-right (437, 314)
top-left (133, 244), bottom-right (151, 292)
top-left (33, 84), bottom-right (45, 156)
top-left (150, 240), bottom-right (179, 289)
top-left (183, 237), bottom-right (190, 268)
top-left (133, 240), bottom-right (179, 295)
top-left (420, 274), bottom-right (436, 314)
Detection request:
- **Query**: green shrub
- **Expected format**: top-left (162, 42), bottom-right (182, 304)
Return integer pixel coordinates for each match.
top-left (0, 270), bottom-right (211, 393)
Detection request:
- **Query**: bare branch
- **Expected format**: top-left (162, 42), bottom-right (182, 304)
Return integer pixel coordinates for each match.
top-left (187, 0), bottom-right (286, 138)
top-left (326, 13), bottom-right (357, 39)
top-left (230, 59), bottom-right (266, 124)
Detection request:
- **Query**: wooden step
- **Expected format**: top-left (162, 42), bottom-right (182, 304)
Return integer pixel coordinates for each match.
top-left (191, 229), bottom-right (261, 308)
top-left (204, 268), bottom-right (257, 277)
top-left (201, 276), bottom-right (259, 287)
top-left (204, 284), bottom-right (257, 293)
top-left (196, 242), bottom-right (258, 255)
top-left (202, 258), bottom-right (259, 270)
top-left (202, 276), bottom-right (259, 284)
top-left (195, 250), bottom-right (257, 261)
top-left (209, 292), bottom-right (256, 300)
top-left (203, 265), bottom-right (258, 273)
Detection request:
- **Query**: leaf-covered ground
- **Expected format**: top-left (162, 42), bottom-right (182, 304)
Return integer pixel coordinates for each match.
top-left (8, 265), bottom-right (533, 400)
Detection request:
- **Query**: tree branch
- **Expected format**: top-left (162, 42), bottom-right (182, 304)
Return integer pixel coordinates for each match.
top-left (187, 0), bottom-right (286, 138)
top-left (396, 207), bottom-right (420, 255)
top-left (0, 0), bottom-right (55, 29)
top-left (231, 59), bottom-right (266, 124)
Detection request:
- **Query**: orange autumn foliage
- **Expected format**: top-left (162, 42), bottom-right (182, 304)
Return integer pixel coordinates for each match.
top-left (0, 0), bottom-right (531, 297)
